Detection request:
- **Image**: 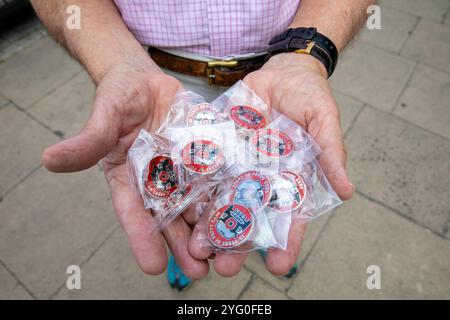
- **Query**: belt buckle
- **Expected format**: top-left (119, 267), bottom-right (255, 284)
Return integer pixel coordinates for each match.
top-left (207, 60), bottom-right (238, 86)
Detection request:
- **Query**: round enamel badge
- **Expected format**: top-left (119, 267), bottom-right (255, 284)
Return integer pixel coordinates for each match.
top-left (269, 171), bottom-right (306, 212)
top-left (181, 139), bottom-right (225, 174)
top-left (229, 105), bottom-right (267, 131)
top-left (207, 204), bottom-right (254, 249)
top-left (186, 103), bottom-right (223, 126)
top-left (230, 171), bottom-right (271, 211)
top-left (144, 155), bottom-right (177, 198)
top-left (251, 128), bottom-right (294, 158)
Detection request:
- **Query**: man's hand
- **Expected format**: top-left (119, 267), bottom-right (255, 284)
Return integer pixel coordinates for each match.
top-left (189, 53), bottom-right (354, 277)
top-left (42, 62), bottom-right (209, 279)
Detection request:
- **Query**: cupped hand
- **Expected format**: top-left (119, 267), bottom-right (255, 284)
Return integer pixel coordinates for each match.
top-left (189, 53), bottom-right (354, 277)
top-left (42, 61), bottom-right (209, 279)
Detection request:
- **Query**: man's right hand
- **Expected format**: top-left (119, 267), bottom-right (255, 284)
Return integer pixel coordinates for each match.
top-left (42, 61), bottom-right (210, 279)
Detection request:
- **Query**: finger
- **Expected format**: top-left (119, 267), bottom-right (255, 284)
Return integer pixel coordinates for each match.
top-left (188, 211), bottom-right (214, 260)
top-left (106, 164), bottom-right (168, 275)
top-left (313, 107), bottom-right (354, 200)
top-left (265, 218), bottom-right (307, 276)
top-left (42, 99), bottom-right (120, 172)
top-left (162, 215), bottom-right (210, 280)
top-left (213, 251), bottom-right (248, 277)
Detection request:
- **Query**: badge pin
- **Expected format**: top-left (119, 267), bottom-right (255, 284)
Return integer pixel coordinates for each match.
top-left (269, 171), bottom-right (306, 213)
top-left (229, 105), bottom-right (267, 131)
top-left (181, 139), bottom-right (225, 174)
top-left (143, 154), bottom-right (178, 198)
top-left (251, 128), bottom-right (294, 158)
top-left (230, 171), bottom-right (271, 212)
top-left (186, 103), bottom-right (223, 126)
top-left (207, 204), bottom-right (254, 249)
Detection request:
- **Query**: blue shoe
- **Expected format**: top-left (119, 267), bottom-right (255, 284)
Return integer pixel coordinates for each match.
top-left (258, 249), bottom-right (298, 279)
top-left (167, 255), bottom-right (192, 291)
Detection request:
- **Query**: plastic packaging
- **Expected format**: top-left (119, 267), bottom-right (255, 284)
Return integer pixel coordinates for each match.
top-left (127, 80), bottom-right (342, 251)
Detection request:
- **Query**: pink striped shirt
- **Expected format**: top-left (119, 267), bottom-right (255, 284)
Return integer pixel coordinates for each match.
top-left (113, 0), bottom-right (301, 58)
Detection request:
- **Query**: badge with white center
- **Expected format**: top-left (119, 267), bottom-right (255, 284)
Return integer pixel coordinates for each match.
top-left (251, 128), bottom-right (294, 158)
top-left (143, 154), bottom-right (178, 198)
top-left (230, 171), bottom-right (271, 212)
top-left (181, 139), bottom-right (225, 174)
top-left (207, 204), bottom-right (254, 249)
top-left (186, 103), bottom-right (223, 126)
top-left (229, 105), bottom-right (267, 131)
top-left (268, 171), bottom-right (306, 213)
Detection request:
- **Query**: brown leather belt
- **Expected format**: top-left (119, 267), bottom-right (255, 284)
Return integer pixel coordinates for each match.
top-left (148, 47), bottom-right (267, 87)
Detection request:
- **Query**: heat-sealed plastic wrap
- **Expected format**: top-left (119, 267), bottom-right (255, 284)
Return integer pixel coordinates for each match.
top-left (164, 121), bottom-right (239, 185)
top-left (127, 80), bottom-right (343, 246)
top-left (127, 129), bottom-right (203, 230)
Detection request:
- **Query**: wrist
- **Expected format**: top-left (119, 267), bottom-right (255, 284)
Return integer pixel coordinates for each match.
top-left (264, 52), bottom-right (329, 79)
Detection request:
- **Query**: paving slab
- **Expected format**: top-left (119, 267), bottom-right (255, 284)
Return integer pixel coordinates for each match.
top-left (0, 94), bottom-right (8, 109)
top-left (333, 91), bottom-right (364, 135)
top-left (0, 263), bottom-right (34, 300)
top-left (380, 0), bottom-right (450, 22)
top-left (288, 195), bottom-right (450, 299)
top-left (244, 213), bottom-right (332, 292)
top-left (0, 104), bottom-right (59, 197)
top-left (29, 71), bottom-right (95, 138)
top-left (395, 64), bottom-right (450, 140)
top-left (0, 166), bottom-right (118, 299)
top-left (54, 229), bottom-right (252, 299)
top-left (401, 19), bottom-right (450, 74)
top-left (0, 36), bottom-right (81, 109)
top-left (239, 277), bottom-right (288, 300)
top-left (357, 6), bottom-right (418, 53)
top-left (330, 42), bottom-right (415, 112)
top-left (346, 107), bottom-right (450, 235)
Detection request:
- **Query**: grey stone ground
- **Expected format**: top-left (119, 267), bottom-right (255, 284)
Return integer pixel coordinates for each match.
top-left (1, 1), bottom-right (450, 300)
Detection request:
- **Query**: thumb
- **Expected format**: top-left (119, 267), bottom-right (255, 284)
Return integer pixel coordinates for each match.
top-left (312, 109), bottom-right (354, 200)
top-left (42, 101), bottom-right (120, 172)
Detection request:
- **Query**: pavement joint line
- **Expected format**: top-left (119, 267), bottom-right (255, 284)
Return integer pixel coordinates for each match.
top-left (48, 224), bottom-right (120, 300)
top-left (391, 61), bottom-right (418, 114)
top-left (356, 190), bottom-right (450, 242)
top-left (0, 164), bottom-right (42, 201)
top-left (236, 273), bottom-right (255, 300)
top-left (0, 258), bottom-right (37, 300)
top-left (397, 16), bottom-right (421, 54)
top-left (0, 34), bottom-right (49, 64)
top-left (379, 3), bottom-right (445, 23)
top-left (343, 104), bottom-right (367, 139)
top-left (25, 68), bottom-right (84, 111)
top-left (364, 103), bottom-right (450, 143)
top-left (286, 214), bottom-right (335, 292)
top-left (9, 99), bottom-right (65, 140)
top-left (246, 269), bottom-right (294, 299)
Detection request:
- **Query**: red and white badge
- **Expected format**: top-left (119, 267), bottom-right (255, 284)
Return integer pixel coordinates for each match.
top-left (269, 171), bottom-right (306, 213)
top-left (229, 105), bottom-right (267, 131)
top-left (251, 128), bottom-right (294, 158)
top-left (207, 204), bottom-right (254, 249)
top-left (181, 139), bottom-right (225, 174)
top-left (186, 103), bottom-right (223, 126)
top-left (144, 154), bottom-right (178, 198)
top-left (230, 171), bottom-right (271, 212)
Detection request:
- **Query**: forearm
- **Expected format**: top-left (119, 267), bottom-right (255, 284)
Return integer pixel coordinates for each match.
top-left (31, 0), bottom-right (160, 83)
top-left (290, 0), bottom-right (376, 52)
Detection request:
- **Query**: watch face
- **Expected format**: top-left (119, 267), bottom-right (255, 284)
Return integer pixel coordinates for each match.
top-left (251, 128), bottom-right (294, 158)
top-left (144, 155), bottom-right (178, 198)
top-left (207, 204), bottom-right (254, 249)
top-left (230, 171), bottom-right (271, 212)
top-left (269, 171), bottom-right (306, 213)
top-left (181, 139), bottom-right (225, 174)
top-left (186, 103), bottom-right (223, 126)
top-left (229, 105), bottom-right (267, 131)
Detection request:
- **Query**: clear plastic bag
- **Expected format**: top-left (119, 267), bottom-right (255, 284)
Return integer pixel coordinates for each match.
top-left (164, 121), bottom-right (238, 185)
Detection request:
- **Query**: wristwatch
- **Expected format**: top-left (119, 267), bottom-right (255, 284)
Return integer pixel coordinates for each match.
top-left (266, 27), bottom-right (339, 77)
